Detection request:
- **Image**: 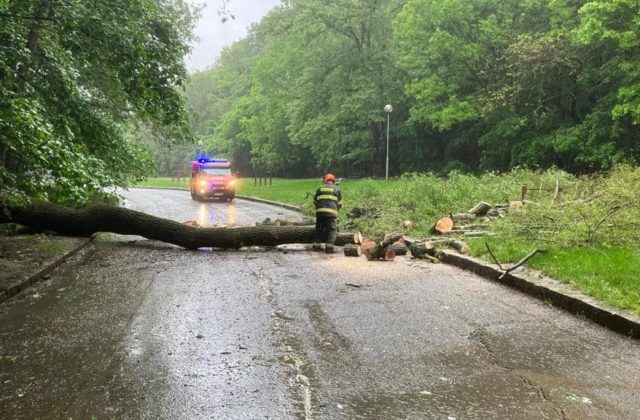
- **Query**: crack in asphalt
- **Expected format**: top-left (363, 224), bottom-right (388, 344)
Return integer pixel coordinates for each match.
top-left (249, 261), bottom-right (316, 420)
top-left (468, 326), bottom-right (572, 420)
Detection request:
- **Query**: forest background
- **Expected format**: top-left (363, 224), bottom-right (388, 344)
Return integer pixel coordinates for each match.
top-left (2, 0), bottom-right (639, 200)
top-left (162, 0), bottom-right (640, 180)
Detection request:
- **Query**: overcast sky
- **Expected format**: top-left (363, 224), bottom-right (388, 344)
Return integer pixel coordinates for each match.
top-left (186, 0), bottom-right (282, 73)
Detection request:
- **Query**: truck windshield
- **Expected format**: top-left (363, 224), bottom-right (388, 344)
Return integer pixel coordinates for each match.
top-left (201, 168), bottom-right (232, 176)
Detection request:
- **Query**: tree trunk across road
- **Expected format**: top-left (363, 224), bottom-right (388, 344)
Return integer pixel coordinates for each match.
top-left (0, 202), bottom-right (355, 249)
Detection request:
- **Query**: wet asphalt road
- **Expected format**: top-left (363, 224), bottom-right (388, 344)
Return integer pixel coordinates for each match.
top-left (1, 188), bottom-right (640, 419)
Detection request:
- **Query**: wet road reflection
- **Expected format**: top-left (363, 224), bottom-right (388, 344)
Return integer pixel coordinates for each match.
top-left (121, 187), bottom-right (302, 226)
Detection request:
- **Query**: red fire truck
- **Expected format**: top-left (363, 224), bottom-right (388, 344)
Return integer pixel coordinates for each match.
top-left (190, 157), bottom-right (236, 202)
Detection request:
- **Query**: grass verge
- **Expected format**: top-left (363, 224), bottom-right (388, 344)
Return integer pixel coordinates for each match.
top-left (468, 238), bottom-right (640, 316)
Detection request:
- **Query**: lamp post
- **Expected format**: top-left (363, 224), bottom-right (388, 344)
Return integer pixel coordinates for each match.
top-left (384, 104), bottom-right (393, 180)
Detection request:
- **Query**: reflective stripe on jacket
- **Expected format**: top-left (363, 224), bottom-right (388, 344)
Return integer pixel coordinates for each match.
top-left (314, 183), bottom-right (342, 218)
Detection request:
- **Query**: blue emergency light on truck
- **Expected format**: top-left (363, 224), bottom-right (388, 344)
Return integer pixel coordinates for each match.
top-left (190, 156), bottom-right (236, 202)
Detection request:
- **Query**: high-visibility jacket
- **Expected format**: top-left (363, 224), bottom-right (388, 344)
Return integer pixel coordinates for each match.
top-left (314, 182), bottom-right (342, 218)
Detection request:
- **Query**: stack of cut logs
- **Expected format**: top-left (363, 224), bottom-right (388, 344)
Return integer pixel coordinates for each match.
top-left (431, 200), bottom-right (521, 237)
top-left (345, 232), bottom-right (407, 261)
top-left (343, 232), bottom-right (467, 263)
top-left (343, 200), bottom-right (523, 263)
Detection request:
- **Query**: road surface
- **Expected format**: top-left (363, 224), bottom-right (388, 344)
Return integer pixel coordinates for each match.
top-left (1, 188), bottom-right (639, 419)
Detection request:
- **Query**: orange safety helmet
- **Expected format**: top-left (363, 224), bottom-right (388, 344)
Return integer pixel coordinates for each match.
top-left (323, 173), bottom-right (336, 184)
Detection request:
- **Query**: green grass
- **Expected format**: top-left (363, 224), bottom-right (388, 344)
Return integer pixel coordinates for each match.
top-left (534, 247), bottom-right (640, 315)
top-left (469, 238), bottom-right (640, 316)
top-left (137, 171), bottom-right (640, 315)
top-left (136, 178), bottom-right (190, 189)
top-left (236, 178), bottom-right (320, 209)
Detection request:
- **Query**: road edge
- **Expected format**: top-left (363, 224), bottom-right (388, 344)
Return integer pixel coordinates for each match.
top-left (441, 250), bottom-right (640, 339)
top-left (235, 195), bottom-right (304, 213)
top-left (0, 238), bottom-right (92, 304)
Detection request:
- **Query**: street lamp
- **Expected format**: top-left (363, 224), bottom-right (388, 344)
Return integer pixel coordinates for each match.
top-left (384, 104), bottom-right (393, 180)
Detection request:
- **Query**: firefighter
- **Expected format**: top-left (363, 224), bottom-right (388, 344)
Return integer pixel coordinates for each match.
top-left (313, 173), bottom-right (343, 253)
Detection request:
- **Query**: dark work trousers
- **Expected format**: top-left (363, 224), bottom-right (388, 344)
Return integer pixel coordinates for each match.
top-left (314, 217), bottom-right (337, 245)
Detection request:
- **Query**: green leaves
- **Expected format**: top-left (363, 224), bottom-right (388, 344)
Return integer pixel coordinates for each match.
top-left (184, 0), bottom-right (640, 179)
top-left (1, 0), bottom-right (196, 204)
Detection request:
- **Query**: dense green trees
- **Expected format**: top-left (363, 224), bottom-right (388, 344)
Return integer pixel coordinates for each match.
top-left (188, 0), bottom-right (639, 177)
top-left (2, 0), bottom-right (638, 202)
top-left (189, 0), bottom-right (408, 177)
top-left (1, 0), bottom-right (196, 203)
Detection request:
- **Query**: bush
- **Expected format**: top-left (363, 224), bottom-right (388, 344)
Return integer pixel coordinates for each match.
top-left (491, 165), bottom-right (640, 248)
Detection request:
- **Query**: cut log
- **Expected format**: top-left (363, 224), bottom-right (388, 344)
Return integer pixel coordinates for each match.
top-left (362, 242), bottom-right (397, 261)
top-left (0, 202), bottom-right (357, 250)
top-left (353, 231), bottom-right (364, 245)
top-left (449, 240), bottom-right (470, 254)
top-left (363, 245), bottom-right (391, 261)
top-left (432, 216), bottom-right (454, 234)
top-left (402, 236), bottom-right (422, 247)
top-left (451, 213), bottom-right (477, 222)
top-left (380, 233), bottom-right (404, 248)
top-left (343, 244), bottom-right (362, 257)
top-left (468, 202), bottom-right (492, 216)
top-left (361, 239), bottom-right (376, 252)
top-left (363, 233), bottom-right (403, 261)
top-left (408, 242), bottom-right (437, 259)
top-left (390, 241), bottom-right (408, 256)
top-left (486, 209), bottom-right (501, 218)
top-left (383, 247), bottom-right (396, 261)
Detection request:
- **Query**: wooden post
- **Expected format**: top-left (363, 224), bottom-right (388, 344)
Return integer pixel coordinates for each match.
top-left (521, 185), bottom-right (528, 201)
top-left (553, 181), bottom-right (563, 203)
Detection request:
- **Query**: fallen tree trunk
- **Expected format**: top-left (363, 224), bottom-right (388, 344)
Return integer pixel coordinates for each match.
top-left (0, 202), bottom-right (356, 250)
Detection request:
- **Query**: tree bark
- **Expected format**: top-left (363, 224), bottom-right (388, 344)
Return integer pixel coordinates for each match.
top-left (0, 202), bottom-right (356, 250)
top-left (362, 233), bottom-right (403, 261)
top-left (343, 244), bottom-right (362, 257)
top-left (390, 241), bottom-right (408, 256)
top-left (468, 202), bottom-right (492, 216)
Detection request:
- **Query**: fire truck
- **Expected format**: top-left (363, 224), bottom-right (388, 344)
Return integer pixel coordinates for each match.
top-left (190, 156), bottom-right (236, 202)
